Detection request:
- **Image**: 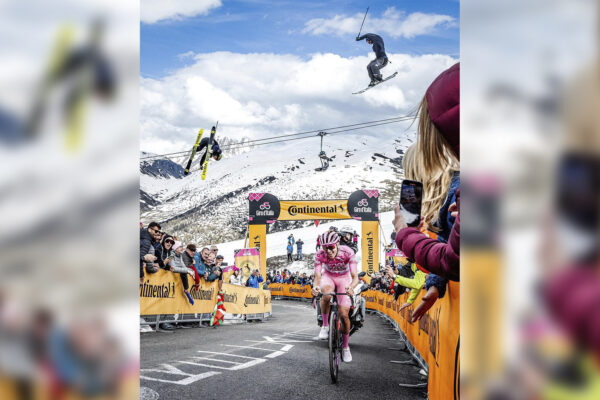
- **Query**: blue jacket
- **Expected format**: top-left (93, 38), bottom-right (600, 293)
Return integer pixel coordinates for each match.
top-left (435, 171), bottom-right (460, 243)
top-left (246, 274), bottom-right (264, 288)
top-left (193, 252), bottom-right (206, 275)
top-left (287, 244), bottom-right (293, 253)
top-left (296, 240), bottom-right (304, 251)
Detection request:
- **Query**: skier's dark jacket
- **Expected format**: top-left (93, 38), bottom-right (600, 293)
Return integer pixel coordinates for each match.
top-left (357, 33), bottom-right (386, 59)
top-left (140, 228), bottom-right (154, 278)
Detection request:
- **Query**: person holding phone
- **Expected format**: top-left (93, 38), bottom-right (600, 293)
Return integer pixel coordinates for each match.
top-left (393, 63), bottom-right (460, 283)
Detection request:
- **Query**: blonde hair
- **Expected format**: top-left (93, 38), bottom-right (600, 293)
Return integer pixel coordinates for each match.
top-left (403, 143), bottom-right (458, 231)
top-left (416, 96), bottom-right (458, 172)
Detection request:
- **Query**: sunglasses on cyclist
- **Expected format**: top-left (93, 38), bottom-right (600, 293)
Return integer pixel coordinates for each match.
top-left (324, 245), bottom-right (337, 251)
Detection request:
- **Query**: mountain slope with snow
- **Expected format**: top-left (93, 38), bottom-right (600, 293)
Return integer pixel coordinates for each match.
top-left (140, 130), bottom-right (413, 245)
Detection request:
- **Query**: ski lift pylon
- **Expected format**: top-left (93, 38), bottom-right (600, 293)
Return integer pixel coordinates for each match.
top-left (316, 131), bottom-right (330, 171)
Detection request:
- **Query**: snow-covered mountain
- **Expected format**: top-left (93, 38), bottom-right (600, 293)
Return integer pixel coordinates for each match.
top-left (140, 131), bottom-right (413, 246)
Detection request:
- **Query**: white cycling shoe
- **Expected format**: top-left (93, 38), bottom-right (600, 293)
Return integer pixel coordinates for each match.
top-left (342, 347), bottom-right (352, 362)
top-left (318, 326), bottom-right (329, 340)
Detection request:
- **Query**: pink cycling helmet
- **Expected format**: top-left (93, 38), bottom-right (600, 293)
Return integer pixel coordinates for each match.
top-left (319, 231), bottom-right (340, 246)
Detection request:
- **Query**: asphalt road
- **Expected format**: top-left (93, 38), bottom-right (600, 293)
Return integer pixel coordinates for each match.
top-left (140, 299), bottom-right (427, 400)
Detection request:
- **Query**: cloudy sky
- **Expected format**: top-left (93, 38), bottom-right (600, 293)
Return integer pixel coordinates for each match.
top-left (141, 0), bottom-right (459, 154)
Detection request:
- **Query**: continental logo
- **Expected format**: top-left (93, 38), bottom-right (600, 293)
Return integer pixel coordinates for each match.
top-left (190, 286), bottom-right (214, 301)
top-left (222, 292), bottom-right (238, 304)
top-left (244, 294), bottom-right (261, 307)
top-left (288, 204), bottom-right (344, 216)
top-left (366, 231), bottom-right (374, 273)
top-left (269, 285), bottom-right (283, 292)
top-left (140, 281), bottom-right (175, 298)
top-left (354, 198), bottom-right (372, 213)
top-left (289, 287), bottom-right (308, 293)
top-left (363, 294), bottom-right (376, 303)
top-left (418, 307), bottom-right (441, 360)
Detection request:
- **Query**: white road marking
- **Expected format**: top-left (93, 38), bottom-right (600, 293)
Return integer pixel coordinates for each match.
top-left (191, 357), bottom-right (241, 364)
top-left (140, 371), bottom-right (220, 385)
top-left (196, 350), bottom-right (259, 359)
top-left (180, 358), bottom-right (267, 370)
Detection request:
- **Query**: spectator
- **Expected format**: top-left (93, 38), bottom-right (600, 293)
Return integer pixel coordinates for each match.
top-left (316, 235), bottom-right (321, 252)
top-left (155, 235), bottom-right (175, 270)
top-left (295, 238), bottom-right (304, 261)
top-left (385, 262), bottom-right (426, 311)
top-left (353, 231), bottom-right (359, 246)
top-left (229, 269), bottom-right (243, 286)
top-left (287, 234), bottom-right (295, 246)
top-left (215, 255), bottom-right (224, 269)
top-left (246, 269), bottom-right (264, 288)
top-left (286, 243), bottom-right (293, 263)
top-left (393, 63), bottom-right (460, 282)
top-left (210, 245), bottom-right (218, 256)
top-left (171, 242), bottom-right (195, 305)
top-left (204, 252), bottom-right (223, 289)
top-left (140, 222), bottom-right (160, 281)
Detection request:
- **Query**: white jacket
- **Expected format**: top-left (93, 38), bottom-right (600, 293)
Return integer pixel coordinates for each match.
top-left (229, 274), bottom-right (244, 286)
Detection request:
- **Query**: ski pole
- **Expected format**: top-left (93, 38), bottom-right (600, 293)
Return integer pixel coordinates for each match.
top-left (357, 7), bottom-right (369, 38)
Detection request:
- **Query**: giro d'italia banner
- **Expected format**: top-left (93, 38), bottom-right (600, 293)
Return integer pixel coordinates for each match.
top-left (270, 282), bottom-right (460, 400)
top-left (234, 248), bottom-right (261, 283)
top-left (385, 248), bottom-right (408, 269)
top-left (141, 269), bottom-right (271, 316)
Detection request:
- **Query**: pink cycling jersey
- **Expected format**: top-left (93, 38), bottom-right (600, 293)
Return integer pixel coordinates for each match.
top-left (315, 245), bottom-right (357, 275)
top-left (315, 245), bottom-right (357, 308)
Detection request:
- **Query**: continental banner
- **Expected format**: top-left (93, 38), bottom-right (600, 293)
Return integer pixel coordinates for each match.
top-left (267, 284), bottom-right (311, 298)
top-left (247, 225), bottom-right (267, 278)
top-left (141, 269), bottom-right (270, 316)
top-left (278, 200), bottom-right (350, 221)
top-left (270, 282), bottom-right (460, 400)
top-left (234, 248), bottom-right (261, 283)
top-left (361, 220), bottom-right (379, 274)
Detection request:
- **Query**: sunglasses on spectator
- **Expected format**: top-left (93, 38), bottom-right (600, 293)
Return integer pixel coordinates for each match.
top-left (324, 245), bottom-right (337, 251)
top-left (165, 240), bottom-right (174, 245)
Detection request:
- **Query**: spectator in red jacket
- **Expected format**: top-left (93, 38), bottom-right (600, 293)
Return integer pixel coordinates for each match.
top-left (393, 63), bottom-right (460, 282)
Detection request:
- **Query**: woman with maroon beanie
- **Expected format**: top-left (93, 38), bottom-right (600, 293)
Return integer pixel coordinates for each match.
top-left (392, 63), bottom-right (460, 282)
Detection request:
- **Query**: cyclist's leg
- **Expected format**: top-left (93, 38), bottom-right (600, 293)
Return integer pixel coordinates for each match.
top-left (320, 274), bottom-right (335, 327)
top-left (334, 274), bottom-right (353, 349)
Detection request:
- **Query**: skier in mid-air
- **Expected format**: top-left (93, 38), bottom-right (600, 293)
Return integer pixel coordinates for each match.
top-left (196, 136), bottom-right (223, 166)
top-left (356, 33), bottom-right (388, 87)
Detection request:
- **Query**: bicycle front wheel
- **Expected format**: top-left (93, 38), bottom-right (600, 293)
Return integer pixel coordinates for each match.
top-left (328, 311), bottom-right (340, 383)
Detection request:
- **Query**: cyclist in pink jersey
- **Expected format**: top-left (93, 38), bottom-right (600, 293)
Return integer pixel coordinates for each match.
top-left (312, 231), bottom-right (359, 362)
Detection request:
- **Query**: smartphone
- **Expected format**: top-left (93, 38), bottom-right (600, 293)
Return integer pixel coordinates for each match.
top-left (399, 179), bottom-right (423, 227)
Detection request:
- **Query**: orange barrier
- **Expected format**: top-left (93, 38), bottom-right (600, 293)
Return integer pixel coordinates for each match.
top-left (268, 282), bottom-right (460, 400)
top-left (141, 269), bottom-right (271, 316)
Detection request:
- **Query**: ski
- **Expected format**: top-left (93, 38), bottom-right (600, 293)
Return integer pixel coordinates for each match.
top-left (184, 129), bottom-right (204, 176)
top-left (201, 124), bottom-right (217, 180)
top-left (352, 71), bottom-right (398, 95)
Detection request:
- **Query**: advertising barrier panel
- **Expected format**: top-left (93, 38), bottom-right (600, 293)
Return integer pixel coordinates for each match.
top-left (141, 269), bottom-right (271, 316)
top-left (268, 282), bottom-right (460, 400)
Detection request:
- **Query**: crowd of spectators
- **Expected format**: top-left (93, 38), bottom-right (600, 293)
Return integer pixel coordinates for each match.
top-left (285, 234), bottom-right (305, 263)
top-left (139, 223), bottom-right (237, 330)
top-left (269, 269), bottom-right (314, 287)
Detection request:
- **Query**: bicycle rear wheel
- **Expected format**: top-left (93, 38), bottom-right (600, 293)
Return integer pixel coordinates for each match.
top-left (328, 310), bottom-right (340, 383)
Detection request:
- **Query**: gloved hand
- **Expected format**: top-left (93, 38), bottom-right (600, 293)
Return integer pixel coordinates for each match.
top-left (355, 36), bottom-right (361, 41)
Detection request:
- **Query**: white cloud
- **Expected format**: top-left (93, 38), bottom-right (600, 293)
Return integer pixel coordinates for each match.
top-left (141, 0), bottom-right (222, 24)
top-left (302, 7), bottom-right (454, 39)
top-left (141, 51), bottom-right (457, 154)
